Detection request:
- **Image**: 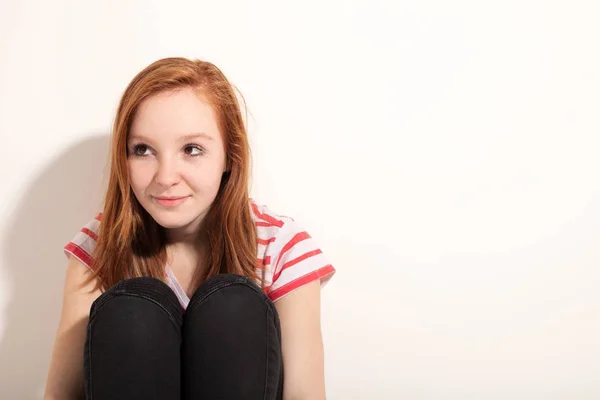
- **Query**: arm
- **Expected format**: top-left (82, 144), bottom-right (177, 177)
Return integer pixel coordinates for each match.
top-left (44, 256), bottom-right (102, 400)
top-left (275, 279), bottom-right (327, 400)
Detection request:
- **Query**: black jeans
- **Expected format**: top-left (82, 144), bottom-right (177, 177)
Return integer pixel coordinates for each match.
top-left (84, 274), bottom-right (284, 400)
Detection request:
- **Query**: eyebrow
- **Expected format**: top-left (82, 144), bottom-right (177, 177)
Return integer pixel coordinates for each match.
top-left (129, 132), bottom-right (214, 142)
top-left (180, 132), bottom-right (214, 141)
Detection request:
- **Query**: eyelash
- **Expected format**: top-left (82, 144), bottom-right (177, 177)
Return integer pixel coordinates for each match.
top-left (129, 143), bottom-right (206, 158)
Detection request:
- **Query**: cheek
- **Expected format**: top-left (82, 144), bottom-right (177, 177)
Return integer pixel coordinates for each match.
top-left (184, 171), bottom-right (222, 191)
top-left (128, 161), bottom-right (153, 192)
top-left (184, 160), bottom-right (226, 190)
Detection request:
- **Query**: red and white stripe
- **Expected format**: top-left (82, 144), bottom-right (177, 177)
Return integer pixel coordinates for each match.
top-left (63, 214), bottom-right (101, 268)
top-left (64, 201), bottom-right (335, 302)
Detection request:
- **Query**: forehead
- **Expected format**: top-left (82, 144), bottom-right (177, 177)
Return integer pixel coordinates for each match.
top-left (130, 88), bottom-right (221, 142)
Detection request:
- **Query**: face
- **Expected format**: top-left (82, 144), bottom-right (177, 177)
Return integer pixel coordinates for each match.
top-left (128, 88), bottom-right (227, 233)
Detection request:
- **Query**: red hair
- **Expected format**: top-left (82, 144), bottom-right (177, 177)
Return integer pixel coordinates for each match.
top-left (85, 57), bottom-right (258, 291)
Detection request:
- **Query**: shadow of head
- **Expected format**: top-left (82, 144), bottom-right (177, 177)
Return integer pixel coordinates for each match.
top-left (0, 135), bottom-right (109, 398)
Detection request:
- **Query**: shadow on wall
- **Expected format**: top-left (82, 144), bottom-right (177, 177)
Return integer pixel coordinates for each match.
top-left (0, 135), bottom-right (110, 399)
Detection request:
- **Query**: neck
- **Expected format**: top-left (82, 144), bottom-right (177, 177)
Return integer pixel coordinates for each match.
top-left (165, 228), bottom-right (208, 267)
top-left (166, 227), bottom-right (199, 245)
top-left (164, 213), bottom-right (207, 245)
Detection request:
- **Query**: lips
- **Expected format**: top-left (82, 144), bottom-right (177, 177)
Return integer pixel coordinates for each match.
top-left (153, 196), bottom-right (189, 207)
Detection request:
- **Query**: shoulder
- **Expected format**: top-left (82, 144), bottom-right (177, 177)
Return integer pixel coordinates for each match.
top-left (249, 199), bottom-right (336, 302)
top-left (250, 199), bottom-right (307, 256)
top-left (250, 199), bottom-right (296, 234)
top-left (63, 213), bottom-right (102, 269)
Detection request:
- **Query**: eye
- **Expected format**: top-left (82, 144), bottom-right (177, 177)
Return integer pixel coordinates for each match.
top-left (130, 143), bottom-right (152, 157)
top-left (184, 144), bottom-right (205, 157)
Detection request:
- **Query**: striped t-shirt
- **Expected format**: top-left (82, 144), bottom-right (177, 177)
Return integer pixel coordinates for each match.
top-left (64, 199), bottom-right (336, 309)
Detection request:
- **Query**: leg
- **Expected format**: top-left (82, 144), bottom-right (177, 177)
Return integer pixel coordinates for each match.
top-left (84, 277), bottom-right (182, 400)
top-left (182, 274), bottom-right (283, 400)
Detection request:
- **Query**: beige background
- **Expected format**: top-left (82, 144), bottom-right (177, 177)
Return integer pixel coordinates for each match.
top-left (1, 0), bottom-right (599, 398)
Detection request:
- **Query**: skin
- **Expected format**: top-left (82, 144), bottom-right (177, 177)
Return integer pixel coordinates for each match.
top-left (44, 88), bottom-right (326, 399)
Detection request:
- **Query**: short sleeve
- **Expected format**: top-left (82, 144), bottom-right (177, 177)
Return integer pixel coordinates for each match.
top-left (63, 213), bottom-right (102, 270)
top-left (264, 219), bottom-right (336, 302)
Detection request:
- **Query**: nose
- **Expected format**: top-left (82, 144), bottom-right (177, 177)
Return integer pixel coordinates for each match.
top-left (154, 158), bottom-right (180, 188)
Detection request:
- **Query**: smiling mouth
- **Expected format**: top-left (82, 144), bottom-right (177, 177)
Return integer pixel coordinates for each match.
top-left (153, 196), bottom-right (189, 207)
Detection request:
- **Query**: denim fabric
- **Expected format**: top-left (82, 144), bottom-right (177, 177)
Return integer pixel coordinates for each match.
top-left (84, 274), bottom-right (283, 400)
top-left (183, 274), bottom-right (283, 399)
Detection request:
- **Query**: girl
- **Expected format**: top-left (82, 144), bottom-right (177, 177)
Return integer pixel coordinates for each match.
top-left (44, 57), bottom-right (335, 400)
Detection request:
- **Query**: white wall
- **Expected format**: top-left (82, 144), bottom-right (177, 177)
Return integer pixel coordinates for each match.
top-left (1, 0), bottom-right (599, 398)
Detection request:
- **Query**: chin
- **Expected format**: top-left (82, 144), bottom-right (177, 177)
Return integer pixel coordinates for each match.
top-left (148, 210), bottom-right (203, 230)
top-left (154, 219), bottom-right (186, 229)
top-left (144, 210), bottom-right (181, 227)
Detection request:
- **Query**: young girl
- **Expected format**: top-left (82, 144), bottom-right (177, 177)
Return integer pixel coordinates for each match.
top-left (44, 57), bottom-right (335, 400)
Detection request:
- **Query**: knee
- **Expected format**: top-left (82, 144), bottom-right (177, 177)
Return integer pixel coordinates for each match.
top-left (187, 274), bottom-right (279, 326)
top-left (89, 277), bottom-right (183, 332)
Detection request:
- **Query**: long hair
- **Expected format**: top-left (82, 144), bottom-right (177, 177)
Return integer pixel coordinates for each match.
top-left (85, 57), bottom-right (258, 291)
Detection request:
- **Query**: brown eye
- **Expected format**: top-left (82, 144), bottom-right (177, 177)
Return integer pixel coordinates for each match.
top-left (131, 144), bottom-right (151, 157)
top-left (184, 144), bottom-right (205, 157)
